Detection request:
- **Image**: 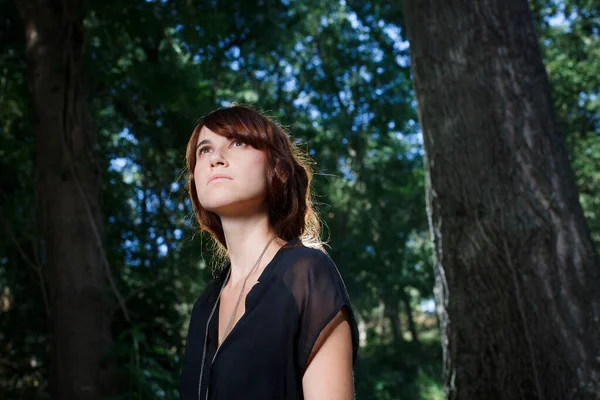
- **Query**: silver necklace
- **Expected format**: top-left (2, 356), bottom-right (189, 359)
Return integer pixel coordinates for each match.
top-left (197, 234), bottom-right (278, 400)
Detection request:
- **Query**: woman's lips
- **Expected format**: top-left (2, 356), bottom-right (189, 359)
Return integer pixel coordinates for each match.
top-left (208, 175), bottom-right (233, 184)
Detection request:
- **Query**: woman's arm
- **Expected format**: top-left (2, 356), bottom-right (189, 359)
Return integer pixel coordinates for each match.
top-left (302, 308), bottom-right (355, 400)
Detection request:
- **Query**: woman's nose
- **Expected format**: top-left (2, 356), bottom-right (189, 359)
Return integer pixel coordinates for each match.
top-left (209, 149), bottom-right (228, 167)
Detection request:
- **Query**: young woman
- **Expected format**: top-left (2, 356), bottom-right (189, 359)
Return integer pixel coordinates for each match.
top-left (179, 104), bottom-right (359, 400)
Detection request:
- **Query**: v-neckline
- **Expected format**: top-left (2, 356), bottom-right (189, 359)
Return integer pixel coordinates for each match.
top-left (212, 237), bottom-right (297, 352)
top-left (215, 270), bottom-right (261, 349)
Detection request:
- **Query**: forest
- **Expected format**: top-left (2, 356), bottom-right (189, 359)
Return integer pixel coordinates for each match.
top-left (1, 0), bottom-right (599, 399)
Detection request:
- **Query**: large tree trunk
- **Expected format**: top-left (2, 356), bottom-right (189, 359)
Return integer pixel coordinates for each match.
top-left (403, 1), bottom-right (600, 399)
top-left (16, 0), bottom-right (115, 398)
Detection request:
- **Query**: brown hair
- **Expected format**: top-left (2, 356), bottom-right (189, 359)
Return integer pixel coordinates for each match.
top-left (185, 104), bottom-right (324, 267)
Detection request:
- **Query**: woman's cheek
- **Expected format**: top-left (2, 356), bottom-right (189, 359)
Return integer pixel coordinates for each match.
top-left (194, 162), bottom-right (204, 183)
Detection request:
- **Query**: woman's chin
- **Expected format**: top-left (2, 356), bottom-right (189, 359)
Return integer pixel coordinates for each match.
top-left (203, 201), bottom-right (250, 217)
top-left (204, 197), bottom-right (268, 218)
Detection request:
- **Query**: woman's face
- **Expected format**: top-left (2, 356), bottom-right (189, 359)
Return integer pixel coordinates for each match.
top-left (193, 126), bottom-right (269, 216)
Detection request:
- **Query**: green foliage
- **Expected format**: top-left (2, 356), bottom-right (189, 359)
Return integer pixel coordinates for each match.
top-left (355, 336), bottom-right (442, 400)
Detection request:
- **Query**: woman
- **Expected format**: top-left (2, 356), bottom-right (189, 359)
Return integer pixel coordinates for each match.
top-left (179, 104), bottom-right (359, 400)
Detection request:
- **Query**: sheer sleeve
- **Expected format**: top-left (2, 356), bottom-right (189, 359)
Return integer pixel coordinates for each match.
top-left (281, 249), bottom-right (359, 373)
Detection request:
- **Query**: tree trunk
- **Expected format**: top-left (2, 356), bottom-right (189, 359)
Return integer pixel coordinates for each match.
top-left (403, 1), bottom-right (600, 399)
top-left (400, 289), bottom-right (420, 347)
top-left (384, 298), bottom-right (403, 345)
top-left (16, 0), bottom-right (115, 398)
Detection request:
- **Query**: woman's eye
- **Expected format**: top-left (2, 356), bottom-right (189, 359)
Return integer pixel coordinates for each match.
top-left (198, 147), bottom-right (210, 156)
top-left (233, 139), bottom-right (246, 147)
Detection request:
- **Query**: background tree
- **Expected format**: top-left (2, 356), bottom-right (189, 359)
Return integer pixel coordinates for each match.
top-left (403, 0), bottom-right (600, 398)
top-left (13, 0), bottom-right (116, 398)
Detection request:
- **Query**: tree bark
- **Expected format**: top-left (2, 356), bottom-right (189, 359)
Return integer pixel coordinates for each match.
top-left (16, 0), bottom-right (115, 398)
top-left (403, 1), bottom-right (600, 399)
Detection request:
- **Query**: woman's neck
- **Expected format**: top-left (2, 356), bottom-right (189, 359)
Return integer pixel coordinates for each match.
top-left (220, 213), bottom-right (284, 287)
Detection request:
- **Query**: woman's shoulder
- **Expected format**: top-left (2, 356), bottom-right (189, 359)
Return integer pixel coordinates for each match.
top-left (189, 286), bottom-right (212, 315)
top-left (275, 242), bottom-right (345, 289)
top-left (190, 269), bottom-right (227, 313)
top-left (279, 241), bottom-right (333, 270)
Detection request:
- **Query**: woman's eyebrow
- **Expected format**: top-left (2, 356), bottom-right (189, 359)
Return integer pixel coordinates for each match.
top-left (196, 139), bottom-right (211, 151)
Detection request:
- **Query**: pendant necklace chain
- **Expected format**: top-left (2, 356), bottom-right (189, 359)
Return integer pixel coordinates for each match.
top-left (197, 234), bottom-right (279, 400)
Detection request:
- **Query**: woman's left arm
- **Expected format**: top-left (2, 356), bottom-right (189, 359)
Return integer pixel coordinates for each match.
top-left (302, 308), bottom-right (355, 400)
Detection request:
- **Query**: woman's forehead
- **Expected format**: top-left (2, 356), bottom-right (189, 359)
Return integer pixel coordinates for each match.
top-left (198, 126), bottom-right (219, 140)
top-left (197, 126), bottom-right (233, 144)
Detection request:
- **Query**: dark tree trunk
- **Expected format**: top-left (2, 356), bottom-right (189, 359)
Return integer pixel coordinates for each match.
top-left (403, 1), bottom-right (600, 399)
top-left (384, 298), bottom-right (403, 344)
top-left (400, 289), bottom-right (420, 347)
top-left (15, 0), bottom-right (115, 398)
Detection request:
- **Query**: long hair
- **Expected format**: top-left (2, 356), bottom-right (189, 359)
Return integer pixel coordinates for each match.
top-left (185, 104), bottom-right (324, 268)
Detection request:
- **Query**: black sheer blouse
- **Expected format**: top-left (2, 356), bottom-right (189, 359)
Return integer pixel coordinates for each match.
top-left (179, 237), bottom-right (359, 400)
